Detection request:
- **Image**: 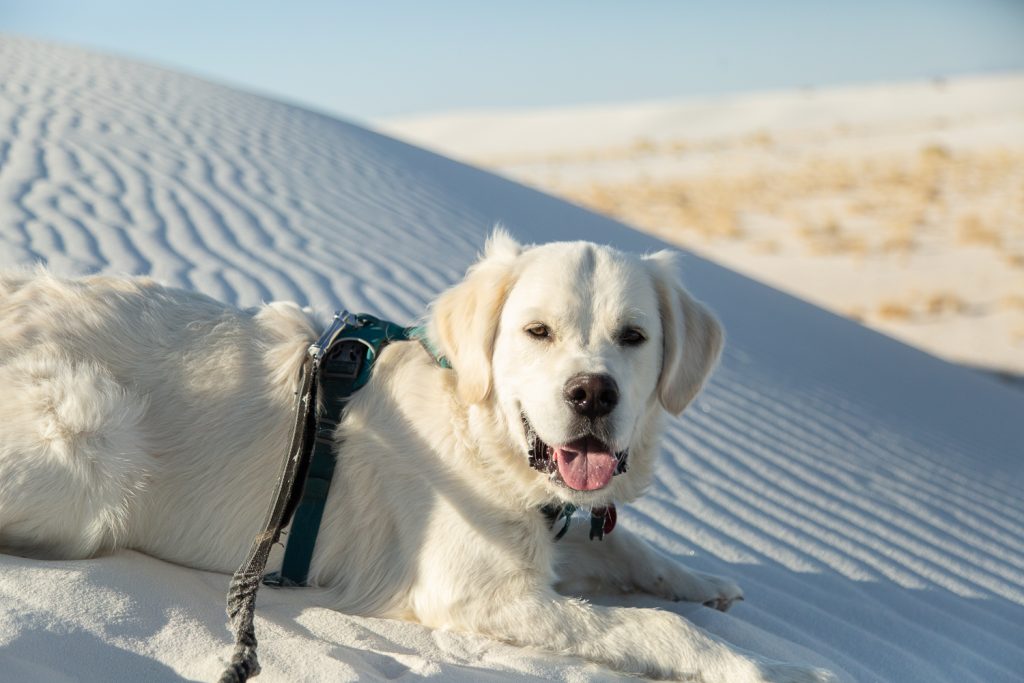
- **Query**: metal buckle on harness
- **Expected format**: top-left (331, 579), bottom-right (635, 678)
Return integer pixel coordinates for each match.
top-left (311, 310), bottom-right (358, 363)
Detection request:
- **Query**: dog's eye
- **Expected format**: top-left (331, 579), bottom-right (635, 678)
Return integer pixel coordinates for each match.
top-left (618, 327), bottom-right (647, 346)
top-left (524, 323), bottom-right (552, 340)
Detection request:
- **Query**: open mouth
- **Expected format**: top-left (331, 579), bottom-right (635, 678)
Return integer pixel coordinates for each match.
top-left (523, 414), bottom-right (628, 491)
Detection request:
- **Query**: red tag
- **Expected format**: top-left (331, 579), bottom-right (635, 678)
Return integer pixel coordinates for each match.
top-left (603, 504), bottom-right (617, 535)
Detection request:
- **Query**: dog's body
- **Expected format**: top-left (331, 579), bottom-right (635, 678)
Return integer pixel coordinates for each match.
top-left (0, 233), bottom-right (833, 682)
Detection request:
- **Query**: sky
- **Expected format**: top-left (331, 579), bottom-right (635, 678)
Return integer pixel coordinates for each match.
top-left (2, 0), bottom-right (1023, 121)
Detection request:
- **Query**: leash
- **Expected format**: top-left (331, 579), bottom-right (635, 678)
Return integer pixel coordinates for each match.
top-left (219, 312), bottom-right (414, 683)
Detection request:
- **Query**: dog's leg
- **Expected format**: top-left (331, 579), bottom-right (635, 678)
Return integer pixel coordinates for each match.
top-left (0, 354), bottom-right (150, 559)
top-left (425, 582), bottom-right (832, 682)
top-left (554, 521), bottom-right (743, 611)
top-left (411, 522), bottom-right (833, 682)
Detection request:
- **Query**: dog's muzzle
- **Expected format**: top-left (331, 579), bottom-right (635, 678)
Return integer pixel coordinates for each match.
top-left (523, 414), bottom-right (628, 491)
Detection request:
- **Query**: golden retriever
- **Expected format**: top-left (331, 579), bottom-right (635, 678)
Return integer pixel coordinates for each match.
top-left (0, 230), bottom-right (834, 682)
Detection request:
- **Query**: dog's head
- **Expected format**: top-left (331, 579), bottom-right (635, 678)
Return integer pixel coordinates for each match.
top-left (430, 229), bottom-right (722, 506)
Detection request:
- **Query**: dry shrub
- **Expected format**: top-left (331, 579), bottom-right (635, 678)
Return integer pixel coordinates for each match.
top-left (798, 217), bottom-right (867, 255)
top-left (747, 130), bottom-right (774, 148)
top-left (850, 197), bottom-right (877, 215)
top-left (1005, 253), bottom-right (1024, 269)
top-left (920, 144), bottom-right (952, 163)
top-left (797, 217), bottom-right (840, 240)
top-left (702, 207), bottom-right (743, 239)
top-left (632, 137), bottom-right (657, 155)
top-left (752, 239), bottom-right (780, 254)
top-left (581, 184), bottom-right (622, 217)
top-left (880, 215), bottom-right (919, 254)
top-left (880, 233), bottom-right (916, 254)
top-left (925, 292), bottom-right (967, 316)
top-left (958, 214), bottom-right (1001, 247)
top-left (877, 301), bottom-right (913, 320)
top-left (1001, 295), bottom-right (1024, 311)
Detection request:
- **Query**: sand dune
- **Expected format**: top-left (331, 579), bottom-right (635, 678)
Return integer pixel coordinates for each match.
top-left (1, 36), bottom-right (1023, 682)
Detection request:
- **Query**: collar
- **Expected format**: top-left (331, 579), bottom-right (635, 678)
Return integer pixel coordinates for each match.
top-left (541, 503), bottom-right (617, 541)
top-left (406, 325), bottom-right (452, 369)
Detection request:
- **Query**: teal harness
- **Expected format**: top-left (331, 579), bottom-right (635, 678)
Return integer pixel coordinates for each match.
top-left (264, 311), bottom-right (423, 586)
top-left (220, 311), bottom-right (430, 682)
top-left (220, 310), bottom-right (614, 683)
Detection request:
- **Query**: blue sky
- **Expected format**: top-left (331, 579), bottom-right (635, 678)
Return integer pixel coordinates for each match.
top-left (2, 0), bottom-right (1023, 121)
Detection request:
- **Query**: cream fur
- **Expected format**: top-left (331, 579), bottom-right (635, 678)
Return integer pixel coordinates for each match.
top-left (0, 236), bottom-right (834, 682)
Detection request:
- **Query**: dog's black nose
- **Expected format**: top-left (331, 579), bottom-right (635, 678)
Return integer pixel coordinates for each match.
top-left (564, 374), bottom-right (619, 418)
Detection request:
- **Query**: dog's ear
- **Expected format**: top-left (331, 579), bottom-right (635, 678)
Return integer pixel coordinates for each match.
top-left (430, 229), bottom-right (521, 404)
top-left (644, 251), bottom-right (723, 415)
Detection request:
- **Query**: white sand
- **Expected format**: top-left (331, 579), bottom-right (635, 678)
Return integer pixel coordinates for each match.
top-left (1, 36), bottom-right (1023, 682)
top-left (382, 74), bottom-right (1024, 378)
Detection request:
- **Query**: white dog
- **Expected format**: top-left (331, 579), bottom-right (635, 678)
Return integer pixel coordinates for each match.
top-left (0, 231), bottom-right (834, 682)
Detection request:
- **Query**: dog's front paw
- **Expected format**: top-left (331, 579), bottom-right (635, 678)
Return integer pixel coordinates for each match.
top-left (693, 571), bottom-right (744, 612)
top-left (636, 561), bottom-right (743, 611)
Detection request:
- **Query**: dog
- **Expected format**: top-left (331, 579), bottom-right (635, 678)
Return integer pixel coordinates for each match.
top-left (0, 231), bottom-right (834, 682)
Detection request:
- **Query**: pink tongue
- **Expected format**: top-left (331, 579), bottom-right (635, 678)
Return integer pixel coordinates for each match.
top-left (554, 437), bottom-right (618, 491)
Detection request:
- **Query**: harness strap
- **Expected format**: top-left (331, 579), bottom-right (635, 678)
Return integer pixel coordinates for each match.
top-left (541, 503), bottom-right (577, 540)
top-left (272, 338), bottom-right (363, 586)
top-left (406, 325), bottom-right (451, 368)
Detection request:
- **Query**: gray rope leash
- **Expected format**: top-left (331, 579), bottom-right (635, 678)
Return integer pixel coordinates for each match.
top-left (218, 356), bottom-right (317, 683)
top-left (220, 570), bottom-right (263, 681)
